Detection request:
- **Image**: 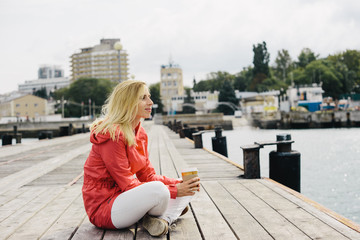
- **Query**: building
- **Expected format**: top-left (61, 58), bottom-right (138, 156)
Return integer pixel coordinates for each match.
top-left (70, 38), bottom-right (129, 83)
top-left (160, 62), bottom-right (184, 113)
top-left (170, 91), bottom-right (219, 114)
top-left (0, 94), bottom-right (48, 120)
top-left (18, 65), bottom-right (70, 96)
top-left (38, 65), bottom-right (64, 79)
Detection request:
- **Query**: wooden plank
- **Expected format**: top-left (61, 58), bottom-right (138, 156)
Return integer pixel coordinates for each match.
top-left (0, 187), bottom-right (48, 222)
top-left (190, 183), bottom-right (237, 239)
top-left (169, 206), bottom-right (203, 240)
top-left (201, 181), bottom-right (272, 240)
top-left (221, 180), bottom-right (311, 240)
top-left (242, 180), bottom-right (349, 239)
top-left (71, 216), bottom-right (104, 240)
top-left (7, 185), bottom-right (82, 240)
top-left (260, 178), bottom-right (360, 239)
top-left (1, 187), bottom-right (64, 240)
top-left (0, 144), bottom-right (91, 194)
top-left (40, 193), bottom-right (87, 240)
top-left (102, 226), bottom-right (136, 240)
top-left (158, 130), bottom-right (178, 178)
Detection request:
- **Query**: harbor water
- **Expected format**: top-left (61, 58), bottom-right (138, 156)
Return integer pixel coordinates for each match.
top-left (202, 126), bottom-right (360, 224)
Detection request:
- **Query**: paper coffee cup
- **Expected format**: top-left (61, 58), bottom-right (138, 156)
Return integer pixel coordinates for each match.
top-left (181, 167), bottom-right (198, 181)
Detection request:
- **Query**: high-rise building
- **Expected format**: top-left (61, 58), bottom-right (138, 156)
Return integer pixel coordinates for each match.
top-left (70, 38), bottom-right (129, 83)
top-left (38, 65), bottom-right (64, 79)
top-left (160, 61), bottom-right (184, 113)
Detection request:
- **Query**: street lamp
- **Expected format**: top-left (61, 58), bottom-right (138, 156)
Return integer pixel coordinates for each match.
top-left (113, 41), bottom-right (123, 82)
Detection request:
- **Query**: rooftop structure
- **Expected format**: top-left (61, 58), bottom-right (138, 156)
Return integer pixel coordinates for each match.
top-left (70, 38), bottom-right (129, 83)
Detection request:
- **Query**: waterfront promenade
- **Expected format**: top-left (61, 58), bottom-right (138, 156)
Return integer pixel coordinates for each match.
top-left (0, 121), bottom-right (359, 239)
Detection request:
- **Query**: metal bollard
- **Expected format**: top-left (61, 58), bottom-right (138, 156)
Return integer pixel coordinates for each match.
top-left (269, 134), bottom-right (301, 192)
top-left (2, 134), bottom-right (13, 146)
top-left (211, 127), bottom-right (228, 157)
top-left (192, 131), bottom-right (204, 148)
top-left (13, 126), bottom-right (22, 144)
top-left (179, 127), bottom-right (186, 138)
top-left (241, 144), bottom-right (261, 179)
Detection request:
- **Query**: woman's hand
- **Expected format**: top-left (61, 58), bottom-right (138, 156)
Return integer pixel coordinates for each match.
top-left (176, 177), bottom-right (200, 197)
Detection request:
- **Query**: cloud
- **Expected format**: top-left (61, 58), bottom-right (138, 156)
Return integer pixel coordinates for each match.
top-left (0, 0), bottom-right (360, 93)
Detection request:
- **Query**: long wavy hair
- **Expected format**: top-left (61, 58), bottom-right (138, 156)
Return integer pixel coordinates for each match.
top-left (90, 80), bottom-right (147, 146)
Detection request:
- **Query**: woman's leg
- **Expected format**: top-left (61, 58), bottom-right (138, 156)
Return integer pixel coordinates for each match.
top-left (111, 181), bottom-right (170, 229)
top-left (160, 196), bottom-right (193, 225)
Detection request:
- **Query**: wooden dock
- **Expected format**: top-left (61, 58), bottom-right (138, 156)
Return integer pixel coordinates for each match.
top-left (0, 121), bottom-right (360, 239)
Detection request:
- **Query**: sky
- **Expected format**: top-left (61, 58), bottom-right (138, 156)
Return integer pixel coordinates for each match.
top-left (0, 0), bottom-right (360, 94)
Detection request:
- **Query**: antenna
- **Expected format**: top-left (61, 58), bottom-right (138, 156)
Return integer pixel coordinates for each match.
top-left (169, 54), bottom-right (174, 67)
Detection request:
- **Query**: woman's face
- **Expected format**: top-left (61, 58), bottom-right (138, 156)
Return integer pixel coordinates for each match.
top-left (136, 87), bottom-right (153, 119)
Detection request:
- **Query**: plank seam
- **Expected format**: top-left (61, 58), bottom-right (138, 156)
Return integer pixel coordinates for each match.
top-left (261, 177), bottom-right (360, 235)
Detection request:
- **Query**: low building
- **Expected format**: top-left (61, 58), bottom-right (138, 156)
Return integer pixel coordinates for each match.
top-left (18, 77), bottom-right (70, 96)
top-left (169, 91), bottom-right (219, 114)
top-left (0, 94), bottom-right (48, 121)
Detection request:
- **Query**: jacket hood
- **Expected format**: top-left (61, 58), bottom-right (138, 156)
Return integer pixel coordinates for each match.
top-left (90, 131), bottom-right (112, 145)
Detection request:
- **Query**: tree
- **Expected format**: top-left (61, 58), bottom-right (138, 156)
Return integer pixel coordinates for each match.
top-left (33, 87), bottom-right (48, 99)
top-left (53, 78), bottom-right (114, 117)
top-left (193, 71), bottom-right (234, 92)
top-left (183, 87), bottom-right (195, 114)
top-left (274, 49), bottom-right (293, 82)
top-left (233, 66), bottom-right (253, 91)
top-left (250, 41), bottom-right (270, 91)
top-left (216, 80), bottom-right (238, 115)
top-left (296, 48), bottom-right (318, 69)
top-left (304, 60), bottom-right (342, 98)
top-left (149, 82), bottom-right (163, 115)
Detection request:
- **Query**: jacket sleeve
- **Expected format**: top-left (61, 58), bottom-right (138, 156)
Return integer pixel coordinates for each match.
top-left (136, 132), bottom-right (181, 199)
top-left (100, 137), bottom-right (143, 193)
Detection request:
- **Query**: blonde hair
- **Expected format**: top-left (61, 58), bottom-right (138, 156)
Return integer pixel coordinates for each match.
top-left (91, 80), bottom-right (147, 146)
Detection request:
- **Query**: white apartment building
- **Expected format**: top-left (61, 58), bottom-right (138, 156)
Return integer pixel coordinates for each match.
top-left (18, 65), bottom-right (70, 96)
top-left (160, 62), bottom-right (184, 113)
top-left (70, 38), bottom-right (129, 83)
top-left (170, 91), bottom-right (219, 114)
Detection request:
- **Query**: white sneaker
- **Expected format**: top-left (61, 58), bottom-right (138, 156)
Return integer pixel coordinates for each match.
top-left (142, 215), bottom-right (169, 237)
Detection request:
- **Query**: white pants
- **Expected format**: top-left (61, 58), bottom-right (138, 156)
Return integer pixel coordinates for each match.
top-left (111, 181), bottom-right (191, 229)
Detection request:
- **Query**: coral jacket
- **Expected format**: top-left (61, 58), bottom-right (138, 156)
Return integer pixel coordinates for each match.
top-left (82, 123), bottom-right (180, 229)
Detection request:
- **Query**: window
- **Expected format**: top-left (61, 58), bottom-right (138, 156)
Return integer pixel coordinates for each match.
top-left (202, 96), bottom-right (207, 99)
top-left (16, 104), bottom-right (20, 107)
top-left (173, 81), bottom-right (177, 86)
top-left (25, 104), bottom-right (28, 107)
top-left (167, 81), bottom-right (171, 86)
top-left (34, 103), bottom-right (38, 107)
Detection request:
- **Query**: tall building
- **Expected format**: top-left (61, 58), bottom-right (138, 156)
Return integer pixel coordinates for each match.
top-left (160, 61), bottom-right (184, 113)
top-left (38, 65), bottom-right (64, 79)
top-left (70, 38), bottom-right (129, 83)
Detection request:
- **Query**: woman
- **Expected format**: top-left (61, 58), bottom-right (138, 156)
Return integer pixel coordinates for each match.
top-left (82, 80), bottom-right (200, 237)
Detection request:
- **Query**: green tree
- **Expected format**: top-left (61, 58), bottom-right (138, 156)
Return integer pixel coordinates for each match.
top-left (149, 82), bottom-right (163, 115)
top-left (193, 71), bottom-right (234, 92)
top-left (183, 87), bottom-right (195, 114)
top-left (233, 66), bottom-right (253, 91)
top-left (33, 87), bottom-right (48, 99)
top-left (274, 49), bottom-right (293, 82)
top-left (53, 78), bottom-right (114, 117)
top-left (296, 48), bottom-right (318, 69)
top-left (304, 60), bottom-right (342, 98)
top-left (216, 80), bottom-right (238, 115)
top-left (250, 41), bottom-right (270, 91)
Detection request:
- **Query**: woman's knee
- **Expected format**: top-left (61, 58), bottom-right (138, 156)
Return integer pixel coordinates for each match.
top-left (147, 181), bottom-right (170, 200)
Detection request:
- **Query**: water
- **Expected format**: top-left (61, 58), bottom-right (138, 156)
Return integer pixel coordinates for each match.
top-left (202, 126), bottom-right (360, 224)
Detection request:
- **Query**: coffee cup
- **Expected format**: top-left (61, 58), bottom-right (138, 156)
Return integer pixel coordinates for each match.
top-left (181, 167), bottom-right (198, 182)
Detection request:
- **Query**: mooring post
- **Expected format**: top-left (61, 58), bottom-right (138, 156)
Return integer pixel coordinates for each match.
top-left (192, 131), bottom-right (204, 148)
top-left (269, 134), bottom-right (301, 192)
top-left (241, 144), bottom-right (261, 179)
top-left (13, 125), bottom-right (22, 144)
top-left (211, 126), bottom-right (228, 157)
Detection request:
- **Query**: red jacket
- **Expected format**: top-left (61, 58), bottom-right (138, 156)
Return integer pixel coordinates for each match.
top-left (82, 124), bottom-right (180, 229)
